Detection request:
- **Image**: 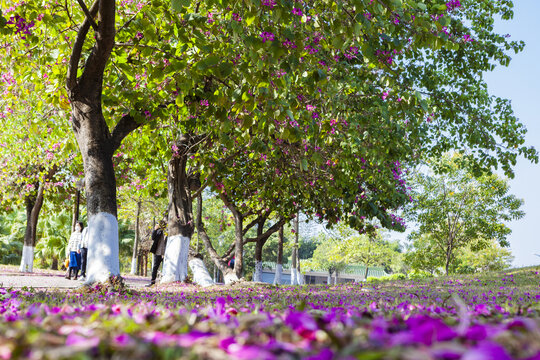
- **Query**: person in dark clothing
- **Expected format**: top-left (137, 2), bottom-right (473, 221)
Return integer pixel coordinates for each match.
top-left (146, 224), bottom-right (167, 287)
top-left (79, 224), bottom-right (88, 281)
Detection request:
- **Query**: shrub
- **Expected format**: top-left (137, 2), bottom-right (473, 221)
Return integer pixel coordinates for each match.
top-left (408, 270), bottom-right (433, 280)
top-left (366, 273), bottom-right (406, 283)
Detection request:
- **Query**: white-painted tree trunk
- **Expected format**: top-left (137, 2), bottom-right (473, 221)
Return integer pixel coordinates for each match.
top-left (161, 235), bottom-right (190, 283)
top-left (297, 269), bottom-right (304, 285)
top-left (130, 257), bottom-right (137, 275)
top-left (19, 245), bottom-right (34, 273)
top-left (272, 264), bottom-right (283, 285)
top-left (327, 274), bottom-right (332, 285)
top-left (290, 268), bottom-right (299, 285)
top-left (85, 213), bottom-right (120, 284)
top-left (224, 271), bottom-right (240, 284)
top-left (188, 257), bottom-right (215, 287)
top-left (253, 260), bottom-right (263, 282)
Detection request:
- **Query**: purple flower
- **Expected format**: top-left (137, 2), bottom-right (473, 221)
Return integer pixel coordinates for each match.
top-left (284, 312), bottom-right (318, 340)
top-left (65, 334), bottom-right (100, 348)
top-left (262, 0), bottom-right (276, 8)
top-left (292, 8), bottom-right (303, 16)
top-left (260, 32), bottom-right (275, 43)
top-left (177, 331), bottom-right (215, 347)
top-left (446, 0), bottom-right (461, 11)
top-left (462, 341), bottom-right (512, 360)
top-left (113, 333), bottom-right (133, 347)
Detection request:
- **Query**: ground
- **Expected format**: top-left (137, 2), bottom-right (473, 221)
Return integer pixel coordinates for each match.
top-left (0, 265), bottom-right (539, 359)
top-left (0, 265), bottom-right (149, 289)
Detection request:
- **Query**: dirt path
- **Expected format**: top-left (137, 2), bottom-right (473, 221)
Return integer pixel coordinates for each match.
top-left (0, 266), bottom-right (151, 289)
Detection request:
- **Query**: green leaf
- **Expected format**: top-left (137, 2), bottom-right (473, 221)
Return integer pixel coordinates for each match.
top-left (300, 158), bottom-right (308, 171)
top-left (171, 0), bottom-right (188, 12)
top-left (245, 15), bottom-right (257, 26)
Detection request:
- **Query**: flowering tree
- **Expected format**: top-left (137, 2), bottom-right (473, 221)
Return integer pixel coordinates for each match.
top-left (0, 61), bottom-right (80, 272)
top-left (1, 0), bottom-right (536, 283)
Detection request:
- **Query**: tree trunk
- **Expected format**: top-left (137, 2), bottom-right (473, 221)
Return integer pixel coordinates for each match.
top-left (19, 183), bottom-right (45, 273)
top-left (162, 136), bottom-right (194, 284)
top-left (445, 244), bottom-right (452, 275)
top-left (72, 101), bottom-right (121, 283)
top-left (51, 256), bottom-right (58, 270)
top-left (72, 188), bottom-right (81, 232)
top-left (130, 199), bottom-right (141, 274)
top-left (364, 265), bottom-right (369, 281)
top-left (290, 213), bottom-right (301, 285)
top-left (273, 225), bottom-right (284, 285)
top-left (253, 216), bottom-right (269, 282)
top-left (188, 253), bottom-right (214, 287)
top-left (295, 214), bottom-right (304, 285)
top-left (232, 210), bottom-right (244, 279)
top-left (290, 248), bottom-right (298, 285)
top-left (67, 0), bottom-right (142, 284)
top-left (196, 194), bottom-right (239, 284)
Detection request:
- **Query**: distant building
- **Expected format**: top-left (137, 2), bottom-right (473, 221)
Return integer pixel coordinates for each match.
top-left (259, 262), bottom-right (388, 285)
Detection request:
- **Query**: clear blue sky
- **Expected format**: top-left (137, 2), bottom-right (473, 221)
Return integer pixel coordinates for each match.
top-left (484, 0), bottom-right (540, 267)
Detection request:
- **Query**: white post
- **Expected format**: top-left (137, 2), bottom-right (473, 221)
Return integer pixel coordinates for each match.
top-left (85, 213), bottom-right (120, 284)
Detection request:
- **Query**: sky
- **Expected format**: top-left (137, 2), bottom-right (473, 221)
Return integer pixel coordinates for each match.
top-left (483, 0), bottom-right (540, 267)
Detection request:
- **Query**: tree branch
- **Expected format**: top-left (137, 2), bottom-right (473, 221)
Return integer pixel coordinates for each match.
top-left (76, 0), bottom-right (98, 31)
top-left (242, 216), bottom-right (262, 236)
top-left (77, 0), bottom-right (116, 93)
top-left (111, 114), bottom-right (143, 153)
top-left (245, 217), bottom-right (287, 244)
top-left (66, 0), bottom-right (99, 92)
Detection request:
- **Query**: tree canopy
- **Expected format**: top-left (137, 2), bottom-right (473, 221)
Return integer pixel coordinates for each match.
top-left (0, 0), bottom-right (537, 280)
top-left (404, 153), bottom-right (524, 275)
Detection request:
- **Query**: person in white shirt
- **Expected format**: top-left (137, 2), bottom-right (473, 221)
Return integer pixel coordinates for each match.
top-left (65, 221), bottom-right (83, 280)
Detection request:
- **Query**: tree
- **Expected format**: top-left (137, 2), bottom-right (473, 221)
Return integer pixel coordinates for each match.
top-left (405, 154), bottom-right (524, 275)
top-left (4, 0), bottom-right (538, 283)
top-left (0, 79), bottom-right (80, 272)
top-left (404, 233), bottom-right (444, 275)
top-left (308, 235), bottom-right (349, 285)
top-left (456, 238), bottom-right (514, 274)
top-left (341, 232), bottom-right (401, 278)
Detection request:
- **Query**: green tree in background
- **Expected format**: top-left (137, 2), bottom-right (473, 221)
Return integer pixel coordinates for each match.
top-left (405, 154), bottom-right (524, 275)
top-left (455, 239), bottom-right (514, 274)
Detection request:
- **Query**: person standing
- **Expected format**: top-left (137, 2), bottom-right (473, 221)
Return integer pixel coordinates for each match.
top-left (79, 224), bottom-right (89, 281)
top-left (65, 221), bottom-right (83, 280)
top-left (146, 224), bottom-right (167, 286)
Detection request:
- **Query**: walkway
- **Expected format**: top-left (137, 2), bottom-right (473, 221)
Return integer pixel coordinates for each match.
top-left (0, 266), bottom-right (150, 289)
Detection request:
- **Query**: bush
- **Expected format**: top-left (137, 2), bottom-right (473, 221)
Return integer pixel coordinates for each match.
top-left (408, 270), bottom-right (433, 280)
top-left (366, 273), bottom-right (406, 283)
